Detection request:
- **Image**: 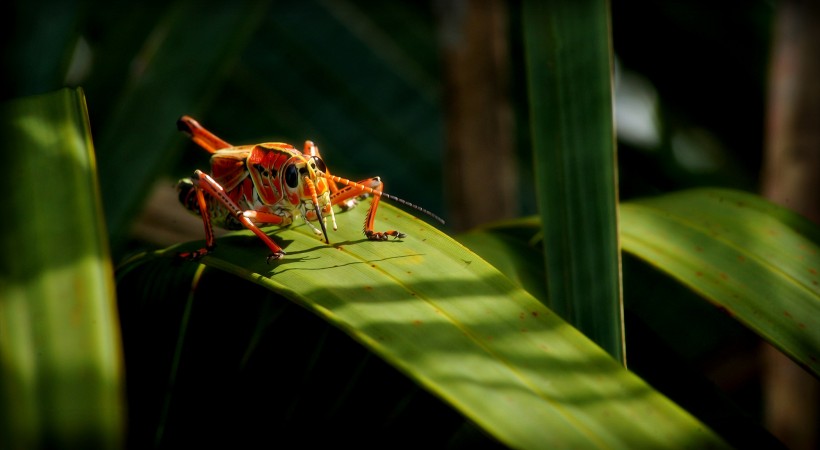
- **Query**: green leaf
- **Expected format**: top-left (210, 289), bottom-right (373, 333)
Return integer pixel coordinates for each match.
top-left (0, 88), bottom-right (124, 448)
top-left (121, 203), bottom-right (725, 448)
top-left (522, 0), bottom-right (623, 362)
top-left (621, 188), bottom-right (820, 377)
top-left (457, 189), bottom-right (819, 378)
top-left (457, 217), bottom-right (548, 304)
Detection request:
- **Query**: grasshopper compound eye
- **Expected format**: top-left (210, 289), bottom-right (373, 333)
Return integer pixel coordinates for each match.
top-left (284, 163), bottom-right (299, 188)
top-left (310, 156), bottom-right (327, 173)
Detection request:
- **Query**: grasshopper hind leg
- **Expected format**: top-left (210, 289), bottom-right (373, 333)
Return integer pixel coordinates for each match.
top-left (177, 170), bottom-right (287, 263)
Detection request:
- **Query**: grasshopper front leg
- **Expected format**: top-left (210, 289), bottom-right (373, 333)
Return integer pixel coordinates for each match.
top-left (180, 170), bottom-right (287, 263)
top-left (324, 176), bottom-right (406, 240)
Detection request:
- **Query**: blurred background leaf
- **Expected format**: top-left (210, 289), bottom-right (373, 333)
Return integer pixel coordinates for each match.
top-left (0, 88), bottom-right (123, 449)
top-left (620, 189), bottom-right (820, 378)
top-left (92, 1), bottom-right (270, 250)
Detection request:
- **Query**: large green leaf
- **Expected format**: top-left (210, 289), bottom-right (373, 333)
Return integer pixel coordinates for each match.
top-left (120, 202), bottom-right (724, 448)
top-left (621, 189), bottom-right (820, 376)
top-left (0, 88), bottom-right (124, 448)
top-left (522, 0), bottom-right (623, 362)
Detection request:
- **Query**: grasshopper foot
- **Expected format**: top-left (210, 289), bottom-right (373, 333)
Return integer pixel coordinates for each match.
top-left (266, 250), bottom-right (286, 264)
top-left (175, 247), bottom-right (212, 262)
top-left (365, 230), bottom-right (406, 241)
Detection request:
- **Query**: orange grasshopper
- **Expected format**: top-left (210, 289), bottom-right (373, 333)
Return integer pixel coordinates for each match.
top-left (176, 116), bottom-right (443, 263)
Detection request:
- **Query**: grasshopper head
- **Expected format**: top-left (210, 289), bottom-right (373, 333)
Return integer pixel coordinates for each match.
top-left (281, 155), bottom-right (332, 243)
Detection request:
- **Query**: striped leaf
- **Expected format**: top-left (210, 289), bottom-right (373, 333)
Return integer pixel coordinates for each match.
top-left (523, 0), bottom-right (624, 362)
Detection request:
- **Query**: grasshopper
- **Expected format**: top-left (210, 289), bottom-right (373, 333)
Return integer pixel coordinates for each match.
top-left (176, 116), bottom-right (443, 262)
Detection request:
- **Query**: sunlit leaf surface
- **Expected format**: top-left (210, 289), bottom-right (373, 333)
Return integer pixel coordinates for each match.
top-left (122, 202), bottom-right (724, 448)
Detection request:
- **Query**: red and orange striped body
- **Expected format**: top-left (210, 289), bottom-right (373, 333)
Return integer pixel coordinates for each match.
top-left (175, 116), bottom-right (443, 262)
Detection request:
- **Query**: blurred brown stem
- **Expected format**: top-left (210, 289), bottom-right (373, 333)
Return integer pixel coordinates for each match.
top-left (762, 1), bottom-right (820, 449)
top-left (435, 0), bottom-right (516, 231)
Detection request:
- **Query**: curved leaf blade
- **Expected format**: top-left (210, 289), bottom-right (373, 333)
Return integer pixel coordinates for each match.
top-left (129, 202), bottom-right (724, 448)
top-left (620, 188), bottom-right (820, 376)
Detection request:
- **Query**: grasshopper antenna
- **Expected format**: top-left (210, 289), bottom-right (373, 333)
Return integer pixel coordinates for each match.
top-left (321, 173), bottom-right (445, 225)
